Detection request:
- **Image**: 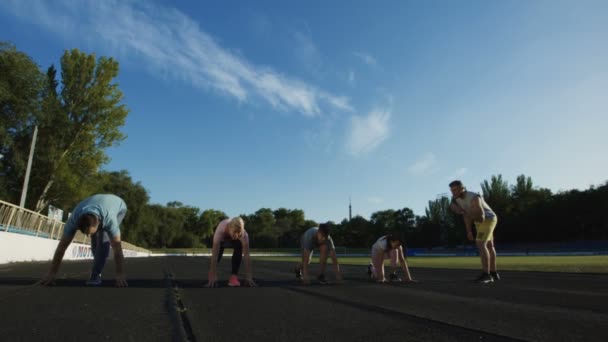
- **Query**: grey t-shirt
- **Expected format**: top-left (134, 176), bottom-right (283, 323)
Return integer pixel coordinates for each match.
top-left (301, 227), bottom-right (335, 251)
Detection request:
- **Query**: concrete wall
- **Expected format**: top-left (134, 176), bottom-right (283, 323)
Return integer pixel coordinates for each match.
top-left (0, 231), bottom-right (150, 264)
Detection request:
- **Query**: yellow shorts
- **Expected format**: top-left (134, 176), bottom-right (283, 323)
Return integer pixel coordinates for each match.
top-left (475, 216), bottom-right (497, 242)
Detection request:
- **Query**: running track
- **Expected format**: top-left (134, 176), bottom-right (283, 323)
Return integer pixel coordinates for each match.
top-left (0, 257), bottom-right (606, 341)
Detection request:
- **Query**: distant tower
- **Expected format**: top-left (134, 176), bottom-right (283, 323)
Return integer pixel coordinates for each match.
top-left (349, 196), bottom-right (352, 222)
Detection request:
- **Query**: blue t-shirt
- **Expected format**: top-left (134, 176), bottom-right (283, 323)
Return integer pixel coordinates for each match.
top-left (63, 194), bottom-right (127, 238)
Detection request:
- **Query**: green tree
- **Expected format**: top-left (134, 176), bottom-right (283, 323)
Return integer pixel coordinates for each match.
top-left (425, 197), bottom-right (457, 245)
top-left (199, 209), bottom-right (228, 245)
top-left (246, 208), bottom-right (276, 246)
top-left (510, 175), bottom-right (552, 214)
top-left (341, 215), bottom-right (371, 247)
top-left (394, 207), bottom-right (418, 244)
top-left (97, 170), bottom-right (150, 245)
top-left (370, 209), bottom-right (397, 244)
top-left (480, 174), bottom-right (512, 217)
top-left (0, 42), bottom-right (44, 202)
top-left (29, 49), bottom-right (129, 212)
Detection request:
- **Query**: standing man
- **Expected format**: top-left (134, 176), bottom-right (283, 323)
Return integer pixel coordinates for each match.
top-left (449, 180), bottom-right (500, 283)
top-left (39, 194), bottom-right (128, 287)
top-left (295, 223), bottom-right (343, 285)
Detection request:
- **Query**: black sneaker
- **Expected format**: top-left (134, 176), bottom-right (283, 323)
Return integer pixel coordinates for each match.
top-left (475, 272), bottom-right (494, 283)
top-left (389, 273), bottom-right (402, 282)
top-left (317, 274), bottom-right (329, 285)
top-left (295, 267), bottom-right (303, 281)
top-left (490, 271), bottom-right (501, 281)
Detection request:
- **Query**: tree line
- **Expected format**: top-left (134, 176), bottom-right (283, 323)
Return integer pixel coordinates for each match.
top-left (2, 43), bottom-right (606, 249)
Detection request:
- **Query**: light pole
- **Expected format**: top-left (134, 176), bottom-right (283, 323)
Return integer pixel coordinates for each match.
top-left (19, 125), bottom-right (38, 208)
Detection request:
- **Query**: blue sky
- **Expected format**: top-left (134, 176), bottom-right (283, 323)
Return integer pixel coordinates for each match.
top-left (1, 0), bottom-right (607, 222)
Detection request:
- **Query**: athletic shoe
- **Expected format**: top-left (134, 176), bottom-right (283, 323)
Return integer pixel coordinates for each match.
top-left (317, 274), bottom-right (329, 285)
top-left (367, 263), bottom-right (374, 280)
top-left (295, 267), bottom-right (303, 281)
top-left (85, 273), bottom-right (102, 286)
top-left (491, 271), bottom-right (501, 281)
top-left (228, 275), bottom-right (241, 287)
top-left (475, 272), bottom-right (494, 283)
top-left (389, 273), bottom-right (402, 282)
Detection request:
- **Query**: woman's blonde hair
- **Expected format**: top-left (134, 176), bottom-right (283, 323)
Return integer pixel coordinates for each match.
top-left (228, 217), bottom-right (245, 236)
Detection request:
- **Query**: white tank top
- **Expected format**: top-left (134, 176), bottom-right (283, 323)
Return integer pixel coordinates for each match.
top-left (453, 191), bottom-right (496, 219)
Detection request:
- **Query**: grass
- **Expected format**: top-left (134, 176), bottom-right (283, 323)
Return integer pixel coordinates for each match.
top-left (149, 247), bottom-right (363, 254)
top-left (149, 248), bottom-right (301, 254)
top-left (252, 255), bottom-right (608, 273)
top-left (150, 248), bottom-right (211, 253)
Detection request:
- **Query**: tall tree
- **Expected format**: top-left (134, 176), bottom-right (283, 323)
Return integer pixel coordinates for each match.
top-left (370, 209), bottom-right (397, 243)
top-left (0, 42), bottom-right (44, 202)
top-left (31, 49), bottom-right (129, 212)
top-left (199, 209), bottom-right (228, 245)
top-left (425, 197), bottom-right (455, 245)
top-left (394, 207), bottom-right (418, 244)
top-left (480, 174), bottom-right (512, 217)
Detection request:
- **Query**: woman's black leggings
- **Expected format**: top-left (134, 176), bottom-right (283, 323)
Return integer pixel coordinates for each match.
top-left (217, 239), bottom-right (243, 275)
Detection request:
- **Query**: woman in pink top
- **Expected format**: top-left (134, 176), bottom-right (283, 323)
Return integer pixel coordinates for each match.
top-left (206, 217), bottom-right (256, 287)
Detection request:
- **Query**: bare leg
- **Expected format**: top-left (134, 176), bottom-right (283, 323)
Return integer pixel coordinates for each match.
top-left (476, 240), bottom-right (490, 273)
top-left (372, 252), bottom-right (384, 280)
top-left (319, 245), bottom-right (328, 275)
top-left (487, 240), bottom-right (497, 272)
top-left (389, 250), bottom-right (398, 274)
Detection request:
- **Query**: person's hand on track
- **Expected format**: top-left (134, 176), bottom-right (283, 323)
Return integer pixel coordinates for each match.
top-left (115, 273), bottom-right (128, 287)
top-left (206, 271), bottom-right (218, 288)
top-left (36, 272), bottom-right (57, 286)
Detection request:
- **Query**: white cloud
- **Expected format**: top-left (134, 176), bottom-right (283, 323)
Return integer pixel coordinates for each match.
top-left (447, 167), bottom-right (467, 180)
top-left (409, 153), bottom-right (438, 174)
top-left (353, 51), bottom-right (377, 67)
top-left (320, 93), bottom-right (354, 112)
top-left (1, 0), bottom-right (351, 117)
top-left (346, 109), bottom-right (391, 156)
top-left (348, 70), bottom-right (356, 86)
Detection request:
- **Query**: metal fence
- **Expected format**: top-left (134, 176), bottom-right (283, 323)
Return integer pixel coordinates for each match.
top-left (0, 200), bottom-right (150, 254)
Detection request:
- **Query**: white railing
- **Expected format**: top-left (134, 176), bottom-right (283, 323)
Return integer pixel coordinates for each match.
top-left (0, 199), bottom-right (150, 254)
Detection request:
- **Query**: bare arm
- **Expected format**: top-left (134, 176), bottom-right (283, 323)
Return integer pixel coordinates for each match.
top-left (209, 241), bottom-right (220, 273)
top-left (330, 249), bottom-right (342, 281)
top-left (469, 197), bottom-right (485, 223)
top-left (242, 240), bottom-right (257, 286)
top-left (39, 234), bottom-right (74, 285)
top-left (110, 236), bottom-right (128, 287)
top-left (398, 247), bottom-right (413, 281)
top-left (302, 249), bottom-right (311, 284)
top-left (463, 215), bottom-right (474, 241)
top-left (205, 240), bottom-right (221, 287)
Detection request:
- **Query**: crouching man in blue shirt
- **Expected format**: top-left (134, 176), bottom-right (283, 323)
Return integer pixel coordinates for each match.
top-left (38, 194), bottom-right (129, 287)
